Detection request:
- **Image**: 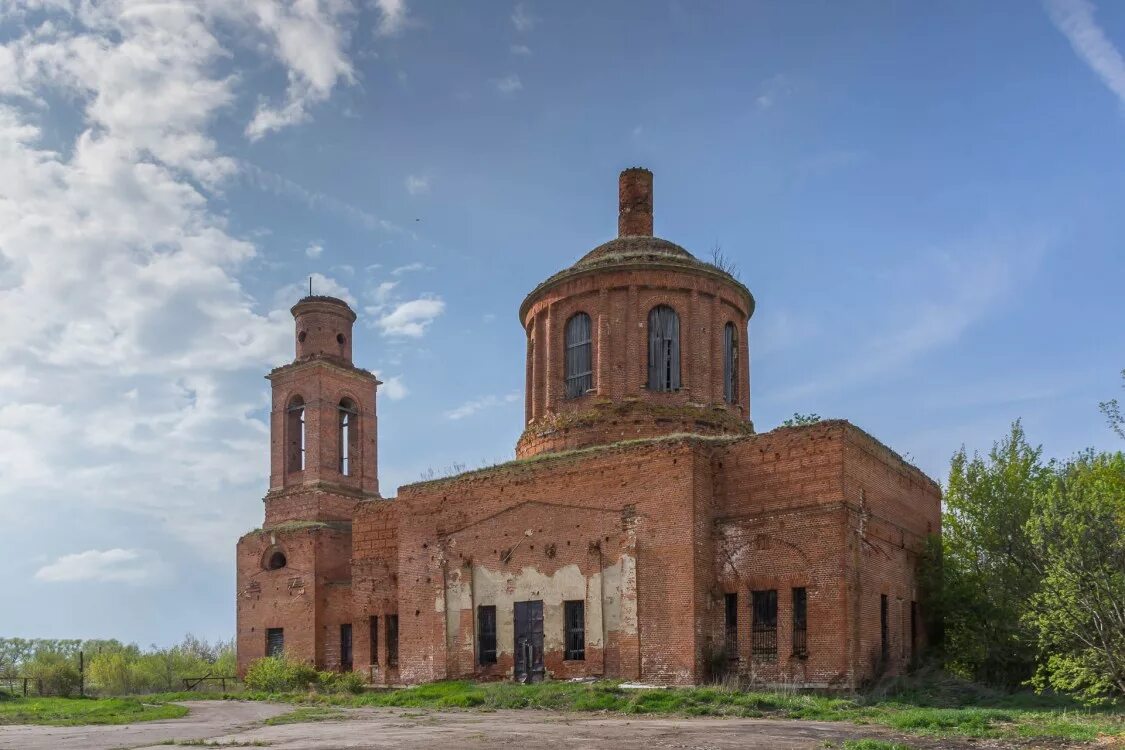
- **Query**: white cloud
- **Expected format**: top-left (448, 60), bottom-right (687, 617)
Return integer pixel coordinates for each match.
top-left (756, 74), bottom-right (791, 110)
top-left (446, 392), bottom-right (521, 420)
top-left (243, 0), bottom-right (358, 140)
top-left (35, 549), bottom-right (169, 585)
top-left (391, 261), bottom-right (431, 275)
top-left (377, 374), bottom-right (409, 400)
top-left (1046, 0), bottom-right (1125, 106)
top-left (495, 74), bottom-right (523, 94)
top-left (275, 273), bottom-right (356, 308)
top-left (510, 44), bottom-right (531, 56)
top-left (241, 162), bottom-right (403, 234)
top-left (405, 174), bottom-right (429, 195)
top-left (511, 3), bottom-right (536, 32)
top-left (306, 242), bottom-right (324, 258)
top-left (375, 0), bottom-right (409, 37)
top-left (0, 0), bottom-right (364, 566)
top-left (377, 297), bottom-right (445, 337)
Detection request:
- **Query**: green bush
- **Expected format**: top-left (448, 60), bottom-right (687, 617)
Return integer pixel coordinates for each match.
top-left (243, 655), bottom-right (318, 692)
top-left (24, 652), bottom-right (81, 697)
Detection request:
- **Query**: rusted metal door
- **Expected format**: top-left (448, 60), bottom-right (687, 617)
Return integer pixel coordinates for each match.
top-left (513, 600), bottom-right (544, 682)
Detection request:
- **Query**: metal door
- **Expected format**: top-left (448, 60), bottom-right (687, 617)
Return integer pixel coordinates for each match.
top-left (513, 600), bottom-right (544, 682)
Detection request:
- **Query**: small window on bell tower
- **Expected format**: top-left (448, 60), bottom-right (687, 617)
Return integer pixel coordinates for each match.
top-left (287, 396), bottom-right (306, 472)
top-left (338, 398), bottom-right (358, 476)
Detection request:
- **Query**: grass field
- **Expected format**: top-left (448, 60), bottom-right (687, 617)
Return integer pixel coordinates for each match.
top-left (0, 695), bottom-right (188, 726)
top-left (4, 676), bottom-right (1123, 743)
top-left (226, 679), bottom-right (1125, 743)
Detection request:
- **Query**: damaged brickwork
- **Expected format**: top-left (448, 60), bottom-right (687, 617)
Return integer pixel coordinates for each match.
top-left (235, 169), bottom-right (942, 688)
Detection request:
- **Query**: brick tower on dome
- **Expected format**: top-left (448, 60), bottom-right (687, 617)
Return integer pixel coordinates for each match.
top-left (517, 168), bottom-right (756, 457)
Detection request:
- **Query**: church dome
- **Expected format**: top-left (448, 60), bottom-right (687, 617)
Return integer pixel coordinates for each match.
top-left (516, 169), bottom-right (755, 459)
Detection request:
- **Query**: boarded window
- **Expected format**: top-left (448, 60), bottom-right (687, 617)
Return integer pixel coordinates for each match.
top-left (369, 616), bottom-right (378, 666)
top-left (286, 396), bottom-right (305, 472)
top-left (792, 587), bottom-right (808, 657)
top-left (723, 322), bottom-right (738, 403)
top-left (386, 614), bottom-right (399, 668)
top-left (478, 605), bottom-right (497, 665)
top-left (564, 600), bottom-right (585, 661)
top-left (266, 628), bottom-right (284, 658)
top-left (724, 593), bottom-right (738, 659)
top-left (751, 589), bottom-right (778, 657)
top-left (564, 313), bottom-right (593, 398)
top-left (340, 624), bottom-right (352, 671)
top-left (338, 398), bottom-right (358, 476)
top-left (647, 305), bottom-right (681, 391)
top-left (880, 594), bottom-right (889, 661)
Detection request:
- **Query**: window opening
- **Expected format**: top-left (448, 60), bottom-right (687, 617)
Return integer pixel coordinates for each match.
top-left (478, 605), bottom-right (497, 665)
top-left (647, 305), bottom-right (681, 391)
top-left (266, 628), bottom-right (284, 658)
top-left (792, 587), bottom-right (808, 656)
top-left (564, 600), bottom-right (585, 661)
top-left (564, 313), bottom-right (593, 398)
top-left (386, 614), bottom-right (399, 668)
top-left (751, 589), bottom-right (778, 657)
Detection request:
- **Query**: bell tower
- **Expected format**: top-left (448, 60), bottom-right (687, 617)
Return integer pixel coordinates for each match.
top-left (263, 295), bottom-right (381, 525)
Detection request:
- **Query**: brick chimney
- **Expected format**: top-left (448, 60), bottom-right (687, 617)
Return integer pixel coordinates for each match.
top-left (618, 167), bottom-right (653, 237)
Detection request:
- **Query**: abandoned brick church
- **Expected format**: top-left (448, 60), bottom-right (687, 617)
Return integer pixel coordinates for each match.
top-left (236, 168), bottom-right (941, 688)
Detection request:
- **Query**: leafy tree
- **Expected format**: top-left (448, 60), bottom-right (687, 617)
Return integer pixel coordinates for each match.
top-left (942, 420), bottom-right (1050, 688)
top-left (1100, 369), bottom-right (1124, 440)
top-left (1025, 451), bottom-right (1125, 703)
top-left (782, 413), bottom-right (821, 427)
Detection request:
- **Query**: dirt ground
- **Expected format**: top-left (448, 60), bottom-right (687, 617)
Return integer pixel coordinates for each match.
top-left (0, 700), bottom-right (1035, 750)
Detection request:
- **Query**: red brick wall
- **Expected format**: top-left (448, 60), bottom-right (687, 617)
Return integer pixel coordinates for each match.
top-left (235, 523), bottom-right (352, 675)
top-left (391, 437), bottom-right (716, 685)
top-left (351, 500), bottom-right (400, 684)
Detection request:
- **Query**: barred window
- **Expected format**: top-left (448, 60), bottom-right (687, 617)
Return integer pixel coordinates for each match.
top-left (723, 322), bottom-right (738, 403)
top-left (266, 628), bottom-right (284, 658)
top-left (724, 593), bottom-right (738, 658)
top-left (751, 589), bottom-right (778, 657)
top-left (478, 605), bottom-right (497, 665)
top-left (338, 398), bottom-right (358, 476)
top-left (792, 587), bottom-right (808, 657)
top-left (369, 616), bottom-right (378, 666)
top-left (564, 313), bottom-right (593, 398)
top-left (286, 396), bottom-right (305, 472)
top-left (647, 305), bottom-right (680, 391)
top-left (564, 600), bottom-right (585, 661)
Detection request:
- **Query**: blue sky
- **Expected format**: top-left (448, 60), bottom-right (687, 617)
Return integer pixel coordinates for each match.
top-left (1, 0), bottom-right (1122, 647)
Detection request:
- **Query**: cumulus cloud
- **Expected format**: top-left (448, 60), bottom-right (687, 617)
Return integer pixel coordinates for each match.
top-left (0, 0), bottom-right (363, 564)
top-left (405, 174), bottom-right (429, 195)
top-left (35, 549), bottom-right (169, 585)
top-left (306, 242), bottom-right (324, 258)
top-left (495, 74), bottom-right (523, 94)
top-left (510, 44), bottom-right (531, 56)
top-left (377, 297), bottom-right (445, 337)
top-left (446, 392), bottom-right (521, 420)
top-left (1046, 0), bottom-right (1125, 107)
top-left (243, 0), bottom-right (358, 140)
top-left (378, 374), bottom-right (409, 400)
top-left (511, 3), bottom-right (536, 32)
top-left (375, 0), bottom-right (409, 37)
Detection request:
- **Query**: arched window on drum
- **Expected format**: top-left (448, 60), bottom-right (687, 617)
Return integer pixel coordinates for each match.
top-left (564, 312), bottom-right (593, 398)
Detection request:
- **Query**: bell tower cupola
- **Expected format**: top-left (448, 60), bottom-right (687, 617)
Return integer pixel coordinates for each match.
top-left (263, 295), bottom-right (381, 526)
